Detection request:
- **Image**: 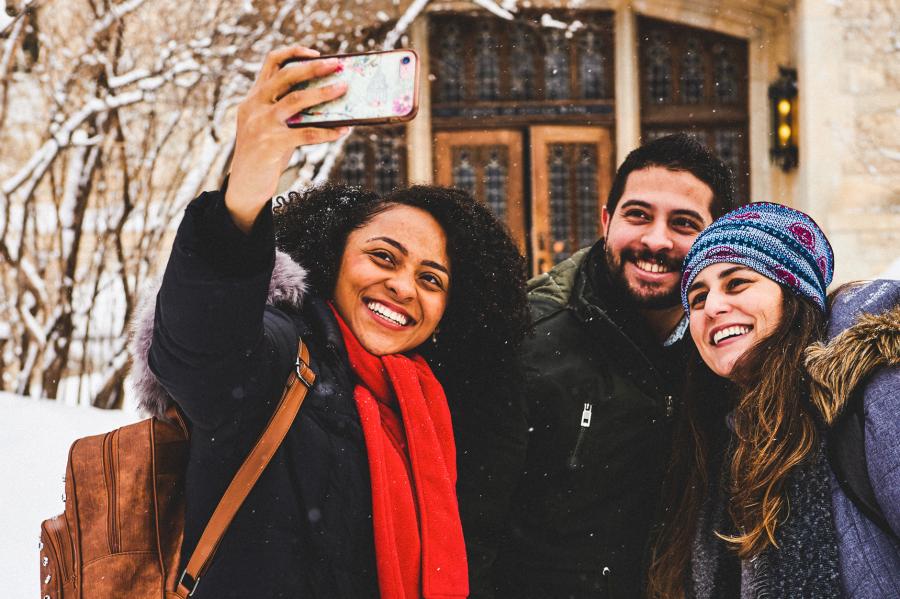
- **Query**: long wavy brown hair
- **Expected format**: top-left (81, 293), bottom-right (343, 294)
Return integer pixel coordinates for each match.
top-left (648, 289), bottom-right (827, 599)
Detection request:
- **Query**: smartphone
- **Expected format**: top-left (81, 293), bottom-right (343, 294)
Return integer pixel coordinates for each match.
top-left (283, 49), bottom-right (419, 128)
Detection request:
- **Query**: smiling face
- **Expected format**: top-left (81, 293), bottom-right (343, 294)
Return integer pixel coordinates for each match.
top-left (333, 204), bottom-right (450, 356)
top-left (602, 167), bottom-right (714, 309)
top-left (687, 262), bottom-right (784, 378)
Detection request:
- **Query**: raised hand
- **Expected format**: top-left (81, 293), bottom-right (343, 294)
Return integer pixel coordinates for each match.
top-left (225, 46), bottom-right (349, 233)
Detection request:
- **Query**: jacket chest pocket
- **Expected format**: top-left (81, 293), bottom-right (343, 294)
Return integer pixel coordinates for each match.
top-left (564, 387), bottom-right (665, 475)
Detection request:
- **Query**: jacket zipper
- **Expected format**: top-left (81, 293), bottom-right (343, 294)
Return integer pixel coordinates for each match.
top-left (579, 304), bottom-right (677, 422)
top-left (568, 403), bottom-right (593, 469)
top-left (102, 431), bottom-right (120, 553)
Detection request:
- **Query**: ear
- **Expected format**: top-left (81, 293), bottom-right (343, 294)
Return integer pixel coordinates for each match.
top-left (601, 206), bottom-right (611, 238)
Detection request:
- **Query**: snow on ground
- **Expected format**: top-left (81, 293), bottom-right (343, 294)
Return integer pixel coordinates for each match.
top-left (0, 392), bottom-right (139, 598)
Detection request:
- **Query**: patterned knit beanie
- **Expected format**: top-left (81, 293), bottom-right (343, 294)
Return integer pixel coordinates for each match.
top-left (680, 202), bottom-right (834, 313)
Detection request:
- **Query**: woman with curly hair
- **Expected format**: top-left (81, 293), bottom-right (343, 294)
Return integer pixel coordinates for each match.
top-left (132, 46), bottom-right (528, 599)
top-left (648, 202), bottom-right (899, 598)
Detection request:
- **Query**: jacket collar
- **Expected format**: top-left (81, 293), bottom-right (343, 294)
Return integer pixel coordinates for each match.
top-left (572, 241), bottom-right (689, 401)
top-left (127, 251), bottom-right (308, 418)
top-left (805, 280), bottom-right (900, 425)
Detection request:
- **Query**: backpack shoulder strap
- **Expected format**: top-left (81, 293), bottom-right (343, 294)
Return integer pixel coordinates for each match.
top-left (827, 385), bottom-right (898, 542)
top-left (175, 339), bottom-right (316, 597)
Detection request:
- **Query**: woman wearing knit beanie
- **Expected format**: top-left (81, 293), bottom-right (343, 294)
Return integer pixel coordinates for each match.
top-left (647, 202), bottom-right (900, 598)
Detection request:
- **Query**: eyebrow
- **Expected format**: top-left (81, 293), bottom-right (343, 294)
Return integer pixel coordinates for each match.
top-left (687, 265), bottom-right (753, 294)
top-left (367, 236), bottom-right (450, 276)
top-left (368, 236), bottom-right (408, 255)
top-left (422, 260), bottom-right (450, 276)
top-left (619, 200), bottom-right (705, 223)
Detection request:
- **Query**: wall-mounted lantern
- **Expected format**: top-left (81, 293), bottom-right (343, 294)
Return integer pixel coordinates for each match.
top-left (768, 66), bottom-right (798, 172)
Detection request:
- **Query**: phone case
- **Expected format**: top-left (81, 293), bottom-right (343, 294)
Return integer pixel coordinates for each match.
top-left (285, 49), bottom-right (420, 128)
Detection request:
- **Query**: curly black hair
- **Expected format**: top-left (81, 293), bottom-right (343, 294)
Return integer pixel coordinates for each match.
top-left (274, 183), bottom-right (530, 396)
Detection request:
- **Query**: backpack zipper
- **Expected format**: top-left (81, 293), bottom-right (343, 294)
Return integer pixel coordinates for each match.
top-left (567, 403), bottom-right (593, 469)
top-left (44, 516), bottom-right (72, 585)
top-left (102, 431), bottom-right (120, 553)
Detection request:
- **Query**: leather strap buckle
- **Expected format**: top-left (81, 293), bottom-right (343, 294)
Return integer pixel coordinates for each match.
top-left (294, 340), bottom-right (314, 389)
top-left (178, 570), bottom-right (200, 596)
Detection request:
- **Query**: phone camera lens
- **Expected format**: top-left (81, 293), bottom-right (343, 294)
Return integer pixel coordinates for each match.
top-left (401, 56), bottom-right (411, 65)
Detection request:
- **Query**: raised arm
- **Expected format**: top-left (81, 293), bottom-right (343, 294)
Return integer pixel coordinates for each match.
top-left (147, 46), bottom-right (347, 428)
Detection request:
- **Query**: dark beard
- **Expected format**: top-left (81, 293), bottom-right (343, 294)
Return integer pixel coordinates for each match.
top-left (604, 245), bottom-right (683, 310)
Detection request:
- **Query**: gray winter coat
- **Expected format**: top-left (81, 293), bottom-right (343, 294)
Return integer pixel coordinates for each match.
top-left (805, 279), bottom-right (900, 598)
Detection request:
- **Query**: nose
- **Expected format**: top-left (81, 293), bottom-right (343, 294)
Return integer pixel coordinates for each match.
top-left (640, 220), bottom-right (675, 253)
top-left (703, 288), bottom-right (731, 318)
top-left (385, 271), bottom-right (416, 302)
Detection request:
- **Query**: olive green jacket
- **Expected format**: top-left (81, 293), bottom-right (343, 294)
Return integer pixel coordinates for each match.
top-left (459, 242), bottom-right (689, 599)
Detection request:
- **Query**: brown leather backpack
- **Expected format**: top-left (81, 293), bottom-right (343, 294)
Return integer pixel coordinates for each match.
top-left (39, 341), bottom-right (315, 599)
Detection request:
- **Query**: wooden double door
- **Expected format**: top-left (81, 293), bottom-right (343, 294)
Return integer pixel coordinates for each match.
top-left (435, 126), bottom-right (612, 275)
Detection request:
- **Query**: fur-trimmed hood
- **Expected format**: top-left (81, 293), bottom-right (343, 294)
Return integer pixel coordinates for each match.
top-left (805, 280), bottom-right (900, 425)
top-left (126, 251), bottom-right (308, 418)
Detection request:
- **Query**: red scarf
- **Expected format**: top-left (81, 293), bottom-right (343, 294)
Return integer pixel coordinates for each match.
top-left (330, 305), bottom-right (468, 599)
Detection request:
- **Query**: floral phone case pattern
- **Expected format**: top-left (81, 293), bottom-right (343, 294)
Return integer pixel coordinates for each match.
top-left (286, 50), bottom-right (418, 126)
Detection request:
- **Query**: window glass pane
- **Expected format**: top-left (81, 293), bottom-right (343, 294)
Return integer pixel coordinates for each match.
top-left (713, 43), bottom-right (739, 104)
top-left (575, 145), bottom-right (599, 248)
top-left (439, 23), bottom-right (464, 101)
top-left (644, 31), bottom-right (672, 104)
top-left (483, 147), bottom-right (508, 222)
top-left (548, 144), bottom-right (571, 262)
top-left (681, 38), bottom-right (704, 104)
top-left (452, 148), bottom-right (477, 196)
top-left (374, 137), bottom-right (401, 195)
top-left (509, 24), bottom-right (536, 100)
top-left (339, 138), bottom-right (367, 187)
top-left (579, 31), bottom-right (606, 99)
top-left (544, 30), bottom-right (571, 100)
top-left (475, 22), bottom-right (501, 101)
top-left (714, 128), bottom-right (745, 199)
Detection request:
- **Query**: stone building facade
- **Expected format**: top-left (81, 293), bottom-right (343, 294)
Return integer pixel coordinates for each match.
top-left (336, 0), bottom-right (898, 284)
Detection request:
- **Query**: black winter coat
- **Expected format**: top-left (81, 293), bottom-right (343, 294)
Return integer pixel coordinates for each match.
top-left (456, 242), bottom-right (690, 599)
top-left (143, 191), bottom-right (379, 598)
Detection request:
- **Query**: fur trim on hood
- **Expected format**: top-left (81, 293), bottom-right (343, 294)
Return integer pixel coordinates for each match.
top-left (126, 251), bottom-right (308, 419)
top-left (805, 304), bottom-right (900, 426)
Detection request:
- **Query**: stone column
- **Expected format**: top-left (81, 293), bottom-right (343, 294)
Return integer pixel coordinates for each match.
top-left (614, 1), bottom-right (641, 167)
top-left (406, 17), bottom-right (433, 184)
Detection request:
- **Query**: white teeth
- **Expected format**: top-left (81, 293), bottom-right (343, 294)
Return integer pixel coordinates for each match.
top-left (635, 259), bottom-right (671, 274)
top-left (366, 301), bottom-right (409, 326)
top-left (713, 325), bottom-right (751, 345)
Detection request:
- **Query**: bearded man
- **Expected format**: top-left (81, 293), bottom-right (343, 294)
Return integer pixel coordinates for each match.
top-left (455, 134), bottom-right (737, 599)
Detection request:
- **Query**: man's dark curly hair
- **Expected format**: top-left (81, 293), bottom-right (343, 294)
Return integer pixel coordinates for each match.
top-left (274, 183), bottom-right (530, 394)
top-left (607, 133), bottom-right (737, 218)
